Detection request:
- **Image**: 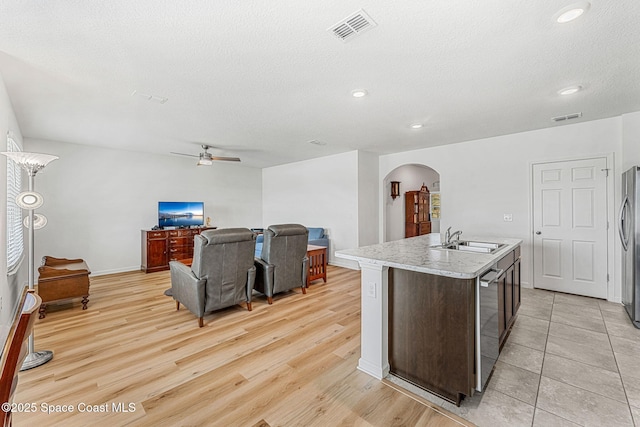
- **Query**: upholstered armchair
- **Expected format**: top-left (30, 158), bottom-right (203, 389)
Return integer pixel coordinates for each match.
top-left (254, 224), bottom-right (309, 304)
top-left (169, 228), bottom-right (256, 327)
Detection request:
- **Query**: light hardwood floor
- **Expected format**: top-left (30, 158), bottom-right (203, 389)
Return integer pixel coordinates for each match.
top-left (14, 266), bottom-right (471, 427)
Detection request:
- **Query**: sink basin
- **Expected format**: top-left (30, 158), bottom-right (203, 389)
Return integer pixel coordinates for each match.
top-left (433, 240), bottom-right (505, 254)
top-left (455, 245), bottom-right (495, 253)
top-left (458, 241), bottom-right (503, 249)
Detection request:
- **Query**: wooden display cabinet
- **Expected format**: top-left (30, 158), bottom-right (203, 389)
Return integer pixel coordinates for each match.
top-left (405, 184), bottom-right (431, 238)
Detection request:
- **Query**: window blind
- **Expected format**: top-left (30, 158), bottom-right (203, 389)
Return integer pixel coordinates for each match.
top-left (6, 136), bottom-right (23, 273)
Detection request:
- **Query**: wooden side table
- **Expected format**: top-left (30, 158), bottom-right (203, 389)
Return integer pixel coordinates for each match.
top-left (307, 245), bottom-right (327, 287)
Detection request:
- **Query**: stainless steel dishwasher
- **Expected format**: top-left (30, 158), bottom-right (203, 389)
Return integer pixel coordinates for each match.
top-left (476, 265), bottom-right (503, 391)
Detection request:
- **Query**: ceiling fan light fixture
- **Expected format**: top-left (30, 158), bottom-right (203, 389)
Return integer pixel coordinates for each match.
top-left (198, 153), bottom-right (214, 166)
top-left (171, 144), bottom-right (241, 164)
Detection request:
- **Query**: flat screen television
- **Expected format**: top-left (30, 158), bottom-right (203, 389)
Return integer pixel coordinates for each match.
top-left (158, 201), bottom-right (204, 228)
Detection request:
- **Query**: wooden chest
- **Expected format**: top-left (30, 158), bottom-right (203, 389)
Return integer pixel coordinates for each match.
top-left (37, 256), bottom-right (91, 319)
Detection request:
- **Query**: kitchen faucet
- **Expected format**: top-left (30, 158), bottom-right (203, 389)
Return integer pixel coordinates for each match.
top-left (445, 227), bottom-right (463, 245)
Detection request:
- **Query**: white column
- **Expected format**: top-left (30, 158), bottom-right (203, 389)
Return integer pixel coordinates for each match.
top-left (357, 262), bottom-right (389, 379)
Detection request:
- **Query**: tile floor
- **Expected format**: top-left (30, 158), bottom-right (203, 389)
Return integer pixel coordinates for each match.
top-left (391, 287), bottom-right (640, 427)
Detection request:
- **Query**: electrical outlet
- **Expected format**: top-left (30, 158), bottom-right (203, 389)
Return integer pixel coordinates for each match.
top-left (503, 214), bottom-right (513, 222)
top-left (367, 282), bottom-right (376, 298)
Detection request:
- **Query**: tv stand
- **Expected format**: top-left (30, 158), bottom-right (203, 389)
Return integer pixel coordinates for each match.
top-left (141, 227), bottom-right (216, 273)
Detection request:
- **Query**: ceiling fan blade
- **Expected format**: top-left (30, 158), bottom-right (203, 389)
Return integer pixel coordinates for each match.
top-left (170, 152), bottom-right (199, 158)
top-left (211, 156), bottom-right (241, 162)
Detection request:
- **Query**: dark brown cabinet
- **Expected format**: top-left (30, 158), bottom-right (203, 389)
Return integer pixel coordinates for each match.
top-left (387, 244), bottom-right (522, 406)
top-left (513, 257), bottom-right (521, 313)
top-left (405, 185), bottom-right (431, 238)
top-left (389, 268), bottom-right (476, 406)
top-left (144, 231), bottom-right (169, 272)
top-left (141, 228), bottom-right (214, 273)
top-left (497, 246), bottom-right (521, 348)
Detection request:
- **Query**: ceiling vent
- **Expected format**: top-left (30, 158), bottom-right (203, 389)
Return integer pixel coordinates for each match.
top-left (131, 90), bottom-right (168, 104)
top-left (327, 9), bottom-right (377, 42)
top-left (551, 112), bottom-right (583, 122)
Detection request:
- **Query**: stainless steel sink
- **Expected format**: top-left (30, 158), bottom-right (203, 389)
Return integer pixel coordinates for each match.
top-left (432, 240), bottom-right (505, 254)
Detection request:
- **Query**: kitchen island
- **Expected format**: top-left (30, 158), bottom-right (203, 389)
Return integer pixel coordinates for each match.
top-left (336, 233), bottom-right (522, 405)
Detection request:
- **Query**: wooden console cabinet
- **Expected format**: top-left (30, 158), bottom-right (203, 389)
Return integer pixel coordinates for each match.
top-left (405, 185), bottom-right (431, 238)
top-left (141, 228), bottom-right (214, 273)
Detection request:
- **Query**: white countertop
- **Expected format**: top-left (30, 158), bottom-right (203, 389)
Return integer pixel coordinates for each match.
top-left (335, 234), bottom-right (522, 279)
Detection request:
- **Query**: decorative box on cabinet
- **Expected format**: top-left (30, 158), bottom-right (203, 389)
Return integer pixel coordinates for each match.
top-left (141, 228), bottom-right (215, 273)
top-left (405, 185), bottom-right (431, 238)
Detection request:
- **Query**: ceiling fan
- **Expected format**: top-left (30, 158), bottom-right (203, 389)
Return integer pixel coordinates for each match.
top-left (171, 145), bottom-right (241, 166)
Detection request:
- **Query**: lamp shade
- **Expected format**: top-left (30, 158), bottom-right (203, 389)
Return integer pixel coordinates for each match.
top-left (16, 191), bottom-right (44, 210)
top-left (23, 213), bottom-right (48, 230)
top-left (0, 151), bottom-right (59, 174)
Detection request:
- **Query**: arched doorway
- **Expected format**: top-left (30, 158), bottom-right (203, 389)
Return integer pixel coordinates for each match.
top-left (383, 164), bottom-right (440, 242)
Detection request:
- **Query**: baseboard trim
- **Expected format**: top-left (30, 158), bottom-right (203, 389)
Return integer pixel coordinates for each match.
top-left (90, 266), bottom-right (141, 277)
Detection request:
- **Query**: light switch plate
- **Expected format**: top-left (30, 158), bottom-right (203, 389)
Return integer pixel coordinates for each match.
top-left (367, 282), bottom-right (376, 298)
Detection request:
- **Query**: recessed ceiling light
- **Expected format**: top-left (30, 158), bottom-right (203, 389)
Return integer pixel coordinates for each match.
top-left (351, 89), bottom-right (368, 98)
top-left (555, 2), bottom-right (590, 23)
top-left (410, 123), bottom-right (423, 129)
top-left (558, 85), bottom-right (583, 95)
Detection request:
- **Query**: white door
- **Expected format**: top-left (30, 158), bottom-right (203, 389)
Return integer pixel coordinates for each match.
top-left (532, 158), bottom-right (608, 298)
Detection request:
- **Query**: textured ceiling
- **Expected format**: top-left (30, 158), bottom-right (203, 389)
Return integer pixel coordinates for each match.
top-left (0, 1), bottom-right (639, 168)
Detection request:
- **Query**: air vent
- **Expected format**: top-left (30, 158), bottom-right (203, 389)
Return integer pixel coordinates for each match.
top-left (328, 9), bottom-right (377, 42)
top-left (551, 112), bottom-right (583, 122)
top-left (131, 90), bottom-right (168, 104)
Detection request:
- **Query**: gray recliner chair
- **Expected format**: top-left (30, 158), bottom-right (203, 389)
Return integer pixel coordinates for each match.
top-left (169, 228), bottom-right (257, 327)
top-left (254, 224), bottom-right (309, 304)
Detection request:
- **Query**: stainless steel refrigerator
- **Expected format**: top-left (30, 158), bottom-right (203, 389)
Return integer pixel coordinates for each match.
top-left (619, 166), bottom-right (640, 328)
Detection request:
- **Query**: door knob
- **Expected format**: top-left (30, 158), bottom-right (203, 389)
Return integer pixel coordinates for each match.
top-left (535, 231), bottom-right (541, 235)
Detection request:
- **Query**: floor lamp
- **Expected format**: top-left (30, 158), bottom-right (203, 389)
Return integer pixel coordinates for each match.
top-left (1, 151), bottom-right (58, 370)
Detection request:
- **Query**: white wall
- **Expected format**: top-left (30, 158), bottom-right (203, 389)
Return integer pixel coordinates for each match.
top-left (380, 117), bottom-right (624, 301)
top-left (0, 73), bottom-right (26, 348)
top-left (622, 111), bottom-right (640, 171)
top-left (262, 151), bottom-right (360, 268)
top-left (357, 151), bottom-right (379, 247)
top-left (23, 139), bottom-right (263, 276)
top-left (383, 164), bottom-right (440, 242)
